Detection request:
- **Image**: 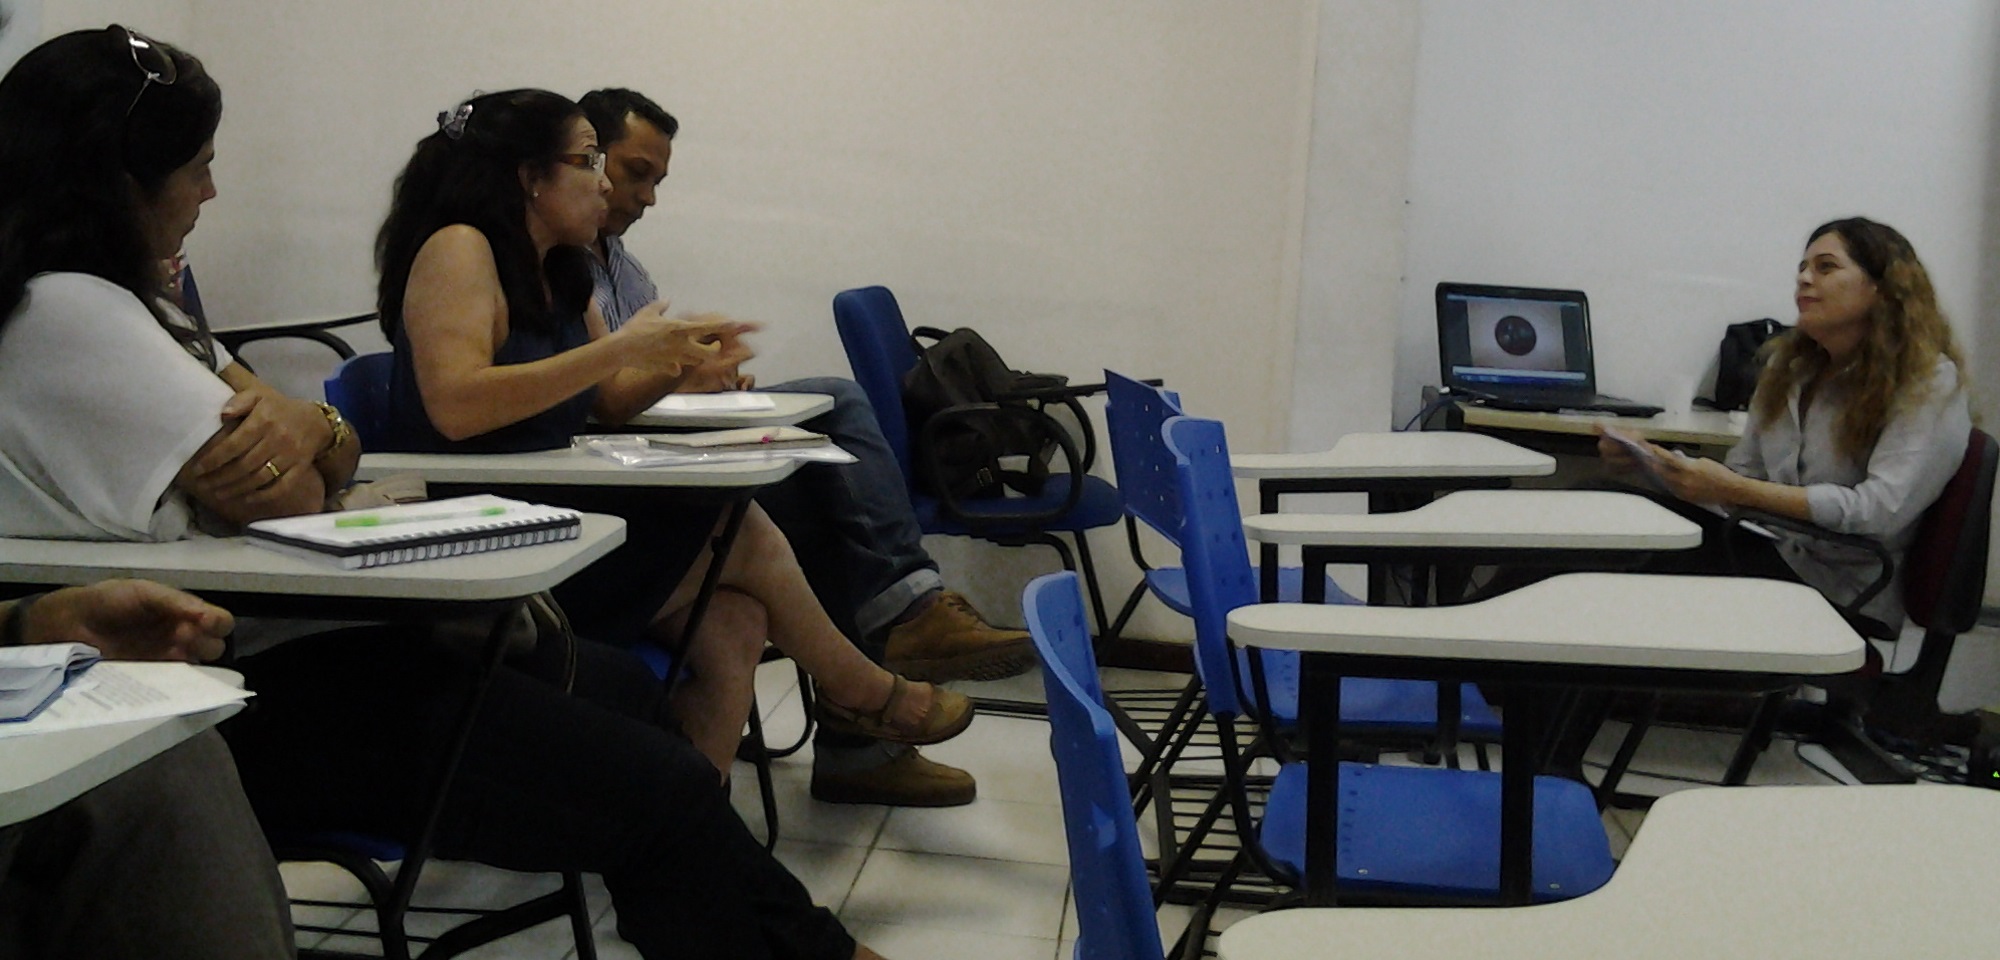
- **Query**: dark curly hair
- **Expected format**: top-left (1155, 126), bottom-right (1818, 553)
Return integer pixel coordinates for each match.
top-left (375, 88), bottom-right (595, 342)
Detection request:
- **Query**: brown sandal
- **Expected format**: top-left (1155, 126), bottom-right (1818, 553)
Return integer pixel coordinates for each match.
top-left (816, 675), bottom-right (975, 745)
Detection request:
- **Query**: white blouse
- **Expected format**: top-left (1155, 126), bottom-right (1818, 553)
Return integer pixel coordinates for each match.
top-left (1726, 357), bottom-right (1971, 628)
top-left (0, 272), bottom-right (235, 541)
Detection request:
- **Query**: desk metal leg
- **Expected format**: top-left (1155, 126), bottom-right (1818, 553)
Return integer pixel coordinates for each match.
top-left (1259, 485), bottom-right (1281, 603)
top-left (1302, 652), bottom-right (1342, 906)
top-left (390, 601), bottom-right (534, 927)
top-left (658, 496), bottom-right (753, 695)
top-left (1498, 685), bottom-right (1547, 905)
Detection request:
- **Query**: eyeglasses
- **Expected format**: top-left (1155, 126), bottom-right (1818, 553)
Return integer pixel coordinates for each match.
top-left (117, 25), bottom-right (177, 119)
top-left (556, 151), bottom-right (606, 175)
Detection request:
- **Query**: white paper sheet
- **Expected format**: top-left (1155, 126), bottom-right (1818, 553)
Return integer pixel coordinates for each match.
top-left (0, 662), bottom-right (251, 739)
top-left (646, 392), bottom-right (778, 413)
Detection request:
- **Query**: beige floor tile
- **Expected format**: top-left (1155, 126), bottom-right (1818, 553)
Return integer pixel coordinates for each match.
top-left (843, 920), bottom-right (1060, 960)
top-left (840, 850), bottom-right (1069, 938)
top-left (774, 839), bottom-right (873, 914)
top-left (729, 762), bottom-right (891, 848)
top-left (878, 797), bottom-right (1070, 865)
top-left (915, 713), bottom-right (1063, 805)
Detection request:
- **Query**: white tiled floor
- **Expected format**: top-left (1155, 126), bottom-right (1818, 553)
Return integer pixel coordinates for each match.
top-left (281, 666), bottom-right (1846, 959)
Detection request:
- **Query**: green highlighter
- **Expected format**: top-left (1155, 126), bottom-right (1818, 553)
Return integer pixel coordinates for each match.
top-left (334, 505), bottom-right (508, 529)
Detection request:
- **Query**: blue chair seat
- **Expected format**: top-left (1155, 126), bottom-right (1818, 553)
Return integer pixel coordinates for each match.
top-left (1234, 648), bottom-right (1502, 736)
top-left (1144, 564), bottom-right (1358, 616)
top-left (1259, 761), bottom-right (1615, 902)
top-left (910, 473), bottom-right (1124, 537)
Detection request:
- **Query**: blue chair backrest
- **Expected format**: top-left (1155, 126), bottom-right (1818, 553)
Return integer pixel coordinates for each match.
top-left (1164, 415), bottom-right (1262, 718)
top-left (832, 286), bottom-right (922, 486)
top-left (1025, 572), bottom-right (1164, 960)
top-left (1103, 370), bottom-right (1185, 545)
top-left (323, 352), bottom-right (395, 449)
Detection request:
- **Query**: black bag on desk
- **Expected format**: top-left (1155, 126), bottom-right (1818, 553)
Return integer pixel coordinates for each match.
top-left (1708, 318), bottom-right (1790, 411)
top-left (902, 326), bottom-right (1069, 500)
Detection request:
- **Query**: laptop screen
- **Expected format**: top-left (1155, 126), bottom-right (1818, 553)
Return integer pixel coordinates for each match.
top-left (1435, 283), bottom-right (1596, 396)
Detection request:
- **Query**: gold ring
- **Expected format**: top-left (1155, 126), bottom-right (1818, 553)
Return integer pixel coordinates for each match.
top-left (264, 460), bottom-right (282, 482)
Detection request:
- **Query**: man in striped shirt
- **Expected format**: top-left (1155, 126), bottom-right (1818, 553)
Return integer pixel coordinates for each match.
top-left (581, 88), bottom-right (1033, 808)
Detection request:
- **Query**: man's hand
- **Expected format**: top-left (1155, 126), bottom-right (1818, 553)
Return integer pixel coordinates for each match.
top-left (23, 580), bottom-right (233, 662)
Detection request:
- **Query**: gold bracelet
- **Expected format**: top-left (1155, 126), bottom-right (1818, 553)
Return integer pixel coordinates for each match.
top-left (312, 400), bottom-right (353, 459)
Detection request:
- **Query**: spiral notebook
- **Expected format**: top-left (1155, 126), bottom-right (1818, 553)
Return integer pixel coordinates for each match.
top-left (246, 495), bottom-right (582, 569)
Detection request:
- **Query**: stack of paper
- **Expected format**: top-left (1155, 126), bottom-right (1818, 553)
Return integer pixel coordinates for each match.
top-left (0, 643), bottom-right (101, 722)
top-left (0, 660), bottom-right (250, 738)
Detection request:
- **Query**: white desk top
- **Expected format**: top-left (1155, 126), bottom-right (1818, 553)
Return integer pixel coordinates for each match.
top-left (1229, 572), bottom-right (1864, 674)
top-left (1219, 784), bottom-right (1995, 959)
top-left (1232, 432), bottom-right (1555, 480)
top-left (1242, 490), bottom-right (1701, 550)
top-left (0, 703), bottom-right (242, 826)
top-left (624, 391), bottom-right (834, 429)
top-left (0, 514), bottom-right (625, 602)
top-left (1462, 407), bottom-right (1746, 447)
top-left (356, 447), bottom-right (803, 487)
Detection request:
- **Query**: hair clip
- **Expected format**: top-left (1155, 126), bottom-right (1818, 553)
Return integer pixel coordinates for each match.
top-left (437, 100), bottom-right (474, 140)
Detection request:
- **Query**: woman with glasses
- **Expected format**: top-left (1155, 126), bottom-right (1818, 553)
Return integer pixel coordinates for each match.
top-left (374, 89), bottom-right (971, 774)
top-left (0, 30), bottom-right (891, 960)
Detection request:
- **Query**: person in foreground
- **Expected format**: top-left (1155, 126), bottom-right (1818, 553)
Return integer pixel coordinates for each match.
top-left (1601, 216), bottom-right (1971, 631)
top-left (375, 88), bottom-right (971, 775)
top-left (0, 27), bottom-right (888, 959)
top-left (0, 580), bottom-right (293, 960)
top-left (577, 87), bottom-right (1033, 807)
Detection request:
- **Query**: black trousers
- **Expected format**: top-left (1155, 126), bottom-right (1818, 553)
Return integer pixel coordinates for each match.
top-left (224, 626), bottom-right (853, 960)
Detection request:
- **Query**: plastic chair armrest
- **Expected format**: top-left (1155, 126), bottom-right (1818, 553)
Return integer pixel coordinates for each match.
top-left (214, 312), bottom-right (377, 362)
top-left (1724, 507), bottom-right (1895, 621)
top-left (993, 377), bottom-right (1161, 402)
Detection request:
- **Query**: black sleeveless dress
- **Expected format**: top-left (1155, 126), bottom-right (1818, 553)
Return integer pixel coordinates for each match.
top-left (384, 316), bottom-right (719, 649)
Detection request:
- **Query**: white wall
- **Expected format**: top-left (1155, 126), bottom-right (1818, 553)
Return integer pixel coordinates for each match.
top-left (1391, 1), bottom-right (2000, 426)
top-left (1287, 0), bottom-right (1421, 450)
top-left (63, 0), bottom-right (1320, 635)
top-left (0, 0), bottom-right (42, 73)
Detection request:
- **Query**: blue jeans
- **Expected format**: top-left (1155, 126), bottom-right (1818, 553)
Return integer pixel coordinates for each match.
top-left (754, 377), bottom-right (942, 645)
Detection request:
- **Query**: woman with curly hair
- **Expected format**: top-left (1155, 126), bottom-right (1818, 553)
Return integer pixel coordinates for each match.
top-left (1604, 217), bottom-right (1972, 630)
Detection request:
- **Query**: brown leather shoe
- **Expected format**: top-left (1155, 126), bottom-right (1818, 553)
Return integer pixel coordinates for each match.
top-left (810, 749), bottom-right (977, 807)
top-left (883, 591), bottom-right (1035, 683)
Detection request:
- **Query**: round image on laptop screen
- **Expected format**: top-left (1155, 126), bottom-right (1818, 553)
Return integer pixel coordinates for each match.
top-left (1494, 315), bottom-right (1538, 356)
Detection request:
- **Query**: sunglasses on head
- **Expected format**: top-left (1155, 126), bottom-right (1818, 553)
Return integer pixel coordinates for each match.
top-left (116, 25), bottom-right (178, 119)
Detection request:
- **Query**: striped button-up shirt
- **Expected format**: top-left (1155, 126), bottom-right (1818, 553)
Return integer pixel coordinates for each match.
top-left (589, 235), bottom-right (659, 331)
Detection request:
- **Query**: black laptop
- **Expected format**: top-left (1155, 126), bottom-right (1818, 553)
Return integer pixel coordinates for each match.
top-left (1434, 282), bottom-right (1662, 418)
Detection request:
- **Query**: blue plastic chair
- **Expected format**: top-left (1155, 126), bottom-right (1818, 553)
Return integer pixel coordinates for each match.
top-left (1028, 571), bottom-right (1194, 960)
top-left (832, 286), bottom-right (1127, 638)
top-left (1102, 370), bottom-right (1498, 796)
top-left (1162, 414), bottom-right (1615, 903)
top-left (322, 351), bottom-right (395, 449)
top-left (1103, 370), bottom-right (1360, 623)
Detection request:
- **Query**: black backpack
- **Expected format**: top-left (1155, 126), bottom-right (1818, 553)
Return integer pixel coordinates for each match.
top-left (901, 326), bottom-right (1070, 500)
top-left (1708, 318), bottom-right (1790, 411)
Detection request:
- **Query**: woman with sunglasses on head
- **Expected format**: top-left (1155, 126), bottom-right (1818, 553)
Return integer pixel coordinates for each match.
top-left (0, 29), bottom-right (891, 960)
top-left (1600, 217), bottom-right (1972, 633)
top-left (375, 89), bottom-right (970, 774)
